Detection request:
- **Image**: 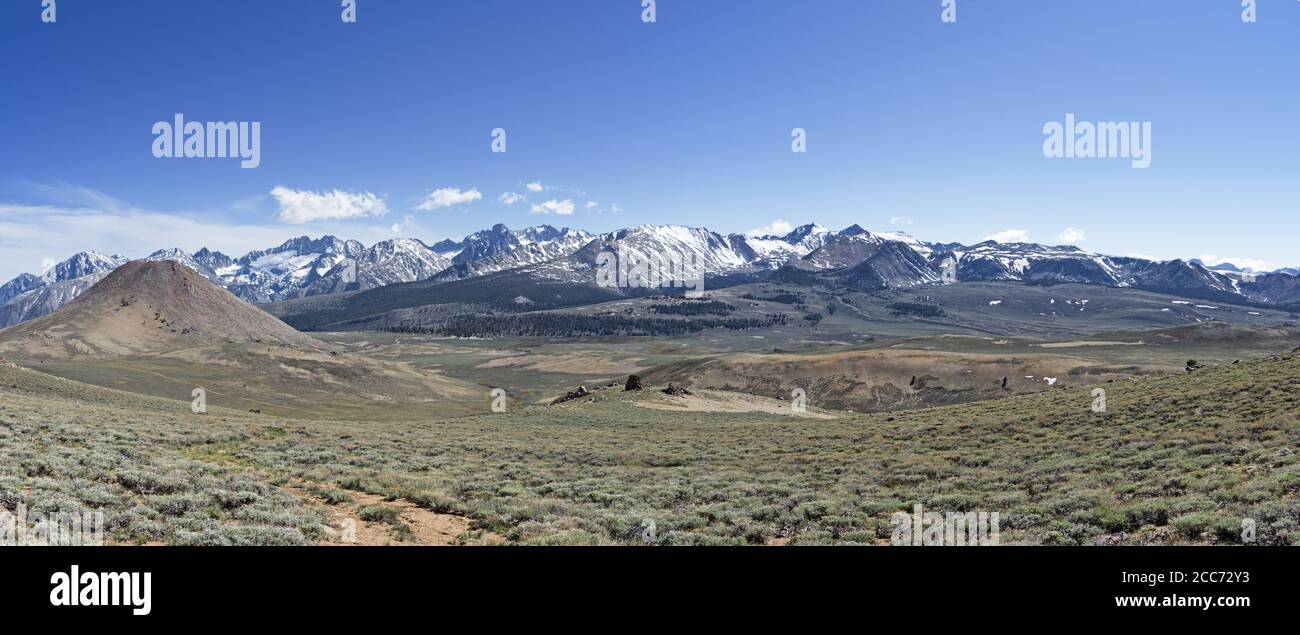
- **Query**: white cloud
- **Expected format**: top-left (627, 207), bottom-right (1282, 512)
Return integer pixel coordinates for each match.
top-left (585, 201), bottom-right (599, 210)
top-left (415, 187), bottom-right (482, 211)
top-left (1197, 254), bottom-right (1270, 272)
top-left (271, 186), bottom-right (389, 224)
top-left (610, 203), bottom-right (623, 213)
top-left (499, 192), bottom-right (525, 206)
top-left (983, 229), bottom-right (1030, 243)
top-left (746, 219), bottom-right (794, 237)
top-left (1056, 227), bottom-right (1086, 243)
top-left (530, 199), bottom-right (575, 215)
top-left (39, 257), bottom-right (57, 273)
top-left (889, 216), bottom-right (915, 226)
top-left (525, 181), bottom-right (545, 193)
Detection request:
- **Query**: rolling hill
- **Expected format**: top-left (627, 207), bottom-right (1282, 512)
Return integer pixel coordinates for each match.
top-left (0, 260), bottom-right (320, 359)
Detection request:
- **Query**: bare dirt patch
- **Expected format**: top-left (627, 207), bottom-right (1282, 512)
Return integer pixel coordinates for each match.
top-left (1032, 340), bottom-right (1145, 348)
top-left (634, 388), bottom-right (837, 419)
top-left (288, 483), bottom-right (503, 546)
top-left (475, 353), bottom-right (644, 375)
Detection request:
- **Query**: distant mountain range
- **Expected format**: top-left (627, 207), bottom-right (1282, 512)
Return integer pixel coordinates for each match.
top-left (2, 222), bottom-right (1298, 328)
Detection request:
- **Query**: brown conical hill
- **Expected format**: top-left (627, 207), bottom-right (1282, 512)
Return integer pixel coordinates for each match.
top-left (0, 260), bottom-right (322, 359)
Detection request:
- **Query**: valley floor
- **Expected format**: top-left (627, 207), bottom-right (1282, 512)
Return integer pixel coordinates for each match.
top-left (2, 347), bottom-right (1297, 546)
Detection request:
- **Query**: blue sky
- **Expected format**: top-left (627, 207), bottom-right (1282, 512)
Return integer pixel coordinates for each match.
top-left (1, 0), bottom-right (1297, 281)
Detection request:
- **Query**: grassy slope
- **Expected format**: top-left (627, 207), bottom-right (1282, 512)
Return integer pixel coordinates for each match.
top-left (1, 349), bottom-right (1297, 545)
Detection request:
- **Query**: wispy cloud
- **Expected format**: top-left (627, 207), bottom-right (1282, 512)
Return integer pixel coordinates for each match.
top-left (271, 186), bottom-right (389, 224)
top-left (415, 187), bottom-right (482, 211)
top-left (499, 192), bottom-right (525, 205)
top-left (889, 216), bottom-right (915, 226)
top-left (525, 181), bottom-right (545, 193)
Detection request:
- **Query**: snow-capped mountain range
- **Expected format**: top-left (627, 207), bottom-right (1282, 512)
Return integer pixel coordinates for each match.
top-left (2, 222), bottom-right (1298, 327)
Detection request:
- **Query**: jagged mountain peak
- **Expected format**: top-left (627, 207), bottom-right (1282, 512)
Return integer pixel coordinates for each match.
top-left (430, 238), bottom-right (462, 254)
top-left (43, 250), bottom-right (128, 281)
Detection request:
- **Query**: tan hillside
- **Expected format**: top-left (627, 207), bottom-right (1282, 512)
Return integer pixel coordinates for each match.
top-left (641, 347), bottom-right (1136, 413)
top-left (0, 260), bottom-right (322, 359)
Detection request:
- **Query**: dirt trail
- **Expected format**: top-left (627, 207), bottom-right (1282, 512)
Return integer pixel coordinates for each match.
top-left (288, 483), bottom-right (504, 546)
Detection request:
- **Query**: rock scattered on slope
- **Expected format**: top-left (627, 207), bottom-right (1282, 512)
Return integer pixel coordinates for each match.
top-left (552, 385), bottom-right (590, 405)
